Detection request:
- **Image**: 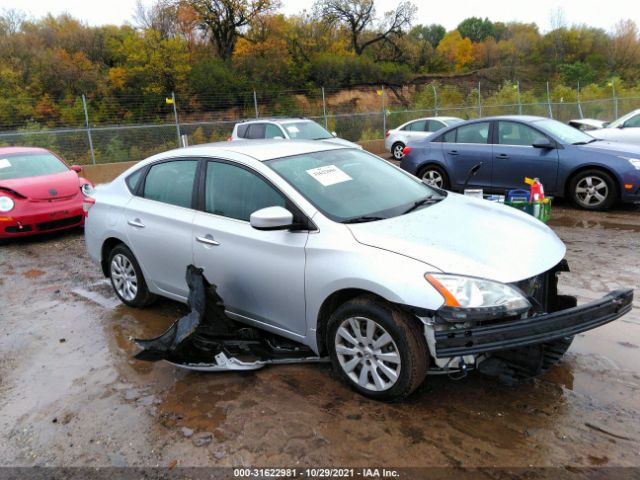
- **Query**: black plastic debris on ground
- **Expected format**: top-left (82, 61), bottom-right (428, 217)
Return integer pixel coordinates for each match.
top-left (133, 265), bottom-right (316, 367)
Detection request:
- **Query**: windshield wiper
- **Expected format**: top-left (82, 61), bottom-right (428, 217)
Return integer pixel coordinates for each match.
top-left (403, 196), bottom-right (442, 215)
top-left (342, 215), bottom-right (387, 224)
top-left (313, 137), bottom-right (333, 140)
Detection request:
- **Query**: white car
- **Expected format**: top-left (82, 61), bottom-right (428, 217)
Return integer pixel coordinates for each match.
top-left (84, 141), bottom-right (633, 400)
top-left (230, 117), bottom-right (361, 149)
top-left (385, 117), bottom-right (463, 160)
top-left (588, 109), bottom-right (640, 145)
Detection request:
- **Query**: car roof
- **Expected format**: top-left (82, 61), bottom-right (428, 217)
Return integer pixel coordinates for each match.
top-left (237, 117), bottom-right (310, 124)
top-left (0, 146), bottom-right (51, 156)
top-left (466, 115), bottom-right (547, 122)
top-left (150, 139), bottom-right (349, 164)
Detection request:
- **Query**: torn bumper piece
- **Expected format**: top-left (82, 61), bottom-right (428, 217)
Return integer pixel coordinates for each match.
top-left (434, 288), bottom-right (633, 358)
top-left (134, 265), bottom-right (325, 371)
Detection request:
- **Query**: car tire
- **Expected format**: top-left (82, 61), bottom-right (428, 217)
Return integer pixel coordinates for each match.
top-left (391, 142), bottom-right (405, 160)
top-left (108, 244), bottom-right (156, 308)
top-left (568, 169), bottom-right (617, 211)
top-left (418, 164), bottom-right (450, 189)
top-left (326, 296), bottom-right (428, 401)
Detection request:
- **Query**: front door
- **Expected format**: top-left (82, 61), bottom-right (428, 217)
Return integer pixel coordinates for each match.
top-left (491, 121), bottom-right (560, 193)
top-left (124, 159), bottom-right (198, 297)
top-left (192, 160), bottom-right (309, 337)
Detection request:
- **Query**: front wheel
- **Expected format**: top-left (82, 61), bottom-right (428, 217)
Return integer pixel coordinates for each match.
top-left (391, 142), bottom-right (405, 160)
top-left (327, 296), bottom-right (428, 401)
top-left (568, 169), bottom-right (617, 210)
top-left (418, 165), bottom-right (449, 189)
top-left (108, 244), bottom-right (156, 308)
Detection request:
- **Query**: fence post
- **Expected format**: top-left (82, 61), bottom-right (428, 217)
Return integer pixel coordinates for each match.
top-left (321, 87), bottom-right (328, 129)
top-left (253, 90), bottom-right (259, 118)
top-left (432, 84), bottom-right (438, 116)
top-left (477, 81), bottom-right (482, 117)
top-left (577, 82), bottom-right (584, 119)
top-left (611, 81), bottom-right (618, 119)
top-left (546, 82), bottom-right (553, 118)
top-left (517, 81), bottom-right (522, 115)
top-left (81, 94), bottom-right (96, 165)
top-left (171, 92), bottom-right (181, 147)
top-left (381, 85), bottom-right (386, 137)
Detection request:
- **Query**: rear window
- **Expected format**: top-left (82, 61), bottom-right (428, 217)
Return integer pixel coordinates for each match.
top-left (0, 152), bottom-right (68, 180)
top-left (236, 124), bottom-right (249, 138)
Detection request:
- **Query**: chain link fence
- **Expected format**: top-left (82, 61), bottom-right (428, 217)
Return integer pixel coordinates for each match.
top-left (1, 82), bottom-right (639, 165)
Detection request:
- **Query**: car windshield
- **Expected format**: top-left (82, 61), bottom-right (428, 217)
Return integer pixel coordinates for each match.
top-left (266, 149), bottom-right (442, 222)
top-left (608, 110), bottom-right (640, 128)
top-left (282, 121), bottom-right (333, 140)
top-left (0, 152), bottom-right (68, 180)
top-left (533, 118), bottom-right (595, 145)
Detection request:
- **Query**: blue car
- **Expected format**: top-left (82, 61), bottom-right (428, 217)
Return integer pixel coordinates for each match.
top-left (400, 115), bottom-right (640, 210)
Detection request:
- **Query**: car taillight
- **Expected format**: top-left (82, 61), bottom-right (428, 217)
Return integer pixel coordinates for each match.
top-left (83, 197), bottom-right (96, 217)
top-left (385, 130), bottom-right (390, 138)
top-left (402, 146), bottom-right (412, 156)
top-left (227, 136), bottom-right (233, 141)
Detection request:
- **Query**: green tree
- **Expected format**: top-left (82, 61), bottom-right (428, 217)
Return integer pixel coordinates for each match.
top-left (457, 17), bottom-right (495, 43)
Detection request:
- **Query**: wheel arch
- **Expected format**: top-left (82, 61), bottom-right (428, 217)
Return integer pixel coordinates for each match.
top-left (416, 161), bottom-right (450, 185)
top-left (100, 236), bottom-right (128, 277)
top-left (564, 164), bottom-right (621, 200)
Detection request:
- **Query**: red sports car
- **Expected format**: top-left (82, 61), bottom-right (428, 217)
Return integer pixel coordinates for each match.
top-left (0, 147), bottom-right (94, 238)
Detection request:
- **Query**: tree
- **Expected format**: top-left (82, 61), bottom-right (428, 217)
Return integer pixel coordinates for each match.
top-left (410, 23), bottom-right (445, 48)
top-left (457, 17), bottom-right (495, 43)
top-left (609, 20), bottom-right (640, 78)
top-left (133, 0), bottom-right (178, 39)
top-left (313, 0), bottom-right (416, 55)
top-left (184, 0), bottom-right (280, 61)
top-left (437, 30), bottom-right (473, 72)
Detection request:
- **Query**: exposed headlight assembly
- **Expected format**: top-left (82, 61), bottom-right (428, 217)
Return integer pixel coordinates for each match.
top-left (0, 195), bottom-right (15, 212)
top-left (426, 273), bottom-right (531, 322)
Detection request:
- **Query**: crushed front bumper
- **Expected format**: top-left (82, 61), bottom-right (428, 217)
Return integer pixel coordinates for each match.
top-left (433, 288), bottom-right (633, 358)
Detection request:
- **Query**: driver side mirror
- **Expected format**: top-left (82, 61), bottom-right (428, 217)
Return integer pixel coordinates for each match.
top-left (532, 138), bottom-right (555, 149)
top-left (250, 206), bottom-right (294, 231)
top-left (331, 131), bottom-right (337, 137)
top-left (70, 165), bottom-right (82, 173)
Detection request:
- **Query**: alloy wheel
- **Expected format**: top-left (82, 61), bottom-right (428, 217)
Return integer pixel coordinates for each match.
top-left (110, 253), bottom-right (138, 302)
top-left (421, 169), bottom-right (444, 188)
top-left (334, 316), bottom-right (401, 392)
top-left (393, 144), bottom-right (405, 160)
top-left (575, 175), bottom-right (608, 207)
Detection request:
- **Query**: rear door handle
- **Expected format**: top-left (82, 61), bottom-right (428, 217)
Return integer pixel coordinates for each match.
top-left (497, 153), bottom-right (510, 159)
top-left (127, 219), bottom-right (145, 228)
top-left (196, 234), bottom-right (220, 246)
top-left (448, 150), bottom-right (459, 155)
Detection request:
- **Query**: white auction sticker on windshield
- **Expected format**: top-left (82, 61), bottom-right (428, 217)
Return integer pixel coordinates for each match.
top-left (0, 159), bottom-right (11, 169)
top-left (306, 165), bottom-right (352, 186)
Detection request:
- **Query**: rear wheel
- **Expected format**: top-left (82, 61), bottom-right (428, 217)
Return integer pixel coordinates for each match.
top-left (569, 169), bottom-right (617, 210)
top-left (108, 244), bottom-right (156, 308)
top-left (418, 164), bottom-right (449, 189)
top-left (327, 296), bottom-right (428, 401)
top-left (391, 142), bottom-right (405, 160)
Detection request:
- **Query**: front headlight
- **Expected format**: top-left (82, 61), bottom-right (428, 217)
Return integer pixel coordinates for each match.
top-left (80, 183), bottom-right (94, 196)
top-left (621, 157), bottom-right (640, 170)
top-left (0, 196), bottom-right (15, 212)
top-left (426, 273), bottom-right (531, 322)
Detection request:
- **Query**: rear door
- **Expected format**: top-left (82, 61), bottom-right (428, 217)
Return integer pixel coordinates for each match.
top-left (124, 158), bottom-right (198, 297)
top-left (440, 121), bottom-right (493, 190)
top-left (491, 121), bottom-right (560, 193)
top-left (401, 120), bottom-right (427, 143)
top-left (192, 160), bottom-right (309, 336)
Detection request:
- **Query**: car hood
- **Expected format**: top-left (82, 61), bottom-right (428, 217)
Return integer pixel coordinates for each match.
top-left (320, 137), bottom-right (363, 149)
top-left (0, 170), bottom-right (80, 200)
top-left (574, 139), bottom-right (640, 156)
top-left (346, 193), bottom-right (566, 283)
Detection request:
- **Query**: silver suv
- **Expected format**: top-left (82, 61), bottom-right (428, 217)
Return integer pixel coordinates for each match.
top-left (85, 140), bottom-right (632, 400)
top-left (231, 117), bottom-right (361, 149)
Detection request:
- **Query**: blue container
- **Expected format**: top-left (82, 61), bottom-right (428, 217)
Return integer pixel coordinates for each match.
top-left (506, 189), bottom-right (530, 202)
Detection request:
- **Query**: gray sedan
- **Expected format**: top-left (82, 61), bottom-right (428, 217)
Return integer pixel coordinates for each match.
top-left (85, 141), bottom-right (632, 400)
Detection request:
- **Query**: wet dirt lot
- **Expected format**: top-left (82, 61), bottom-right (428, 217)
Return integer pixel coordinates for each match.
top-left (1, 203), bottom-right (639, 472)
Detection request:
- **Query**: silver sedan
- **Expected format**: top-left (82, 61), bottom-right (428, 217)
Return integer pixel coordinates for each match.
top-left (85, 140), bottom-right (632, 400)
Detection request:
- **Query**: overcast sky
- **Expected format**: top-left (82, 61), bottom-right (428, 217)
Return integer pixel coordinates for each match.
top-left (1, 0), bottom-right (638, 33)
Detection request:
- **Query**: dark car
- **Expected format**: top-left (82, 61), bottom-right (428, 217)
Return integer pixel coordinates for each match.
top-left (400, 115), bottom-right (640, 210)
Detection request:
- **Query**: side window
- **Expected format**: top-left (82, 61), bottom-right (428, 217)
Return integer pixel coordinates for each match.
top-left (442, 129), bottom-right (457, 143)
top-left (427, 120), bottom-right (445, 132)
top-left (497, 121), bottom-right (543, 146)
top-left (403, 120), bottom-right (426, 131)
top-left (456, 122), bottom-right (490, 144)
top-left (236, 124), bottom-right (249, 138)
top-left (204, 162), bottom-right (286, 222)
top-left (143, 160), bottom-right (198, 208)
top-left (126, 169), bottom-right (143, 193)
top-left (247, 124), bottom-right (266, 139)
top-left (265, 124), bottom-right (284, 139)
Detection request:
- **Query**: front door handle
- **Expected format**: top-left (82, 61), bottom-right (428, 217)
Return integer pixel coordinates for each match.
top-left (196, 234), bottom-right (220, 246)
top-left (128, 218), bottom-right (145, 228)
top-left (448, 150), bottom-right (460, 155)
top-left (497, 153), bottom-right (510, 159)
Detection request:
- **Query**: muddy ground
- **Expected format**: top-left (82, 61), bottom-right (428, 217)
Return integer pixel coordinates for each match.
top-left (1, 202), bottom-right (639, 473)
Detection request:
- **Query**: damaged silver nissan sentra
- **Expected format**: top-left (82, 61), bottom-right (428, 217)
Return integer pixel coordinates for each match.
top-left (84, 140), bottom-right (633, 401)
